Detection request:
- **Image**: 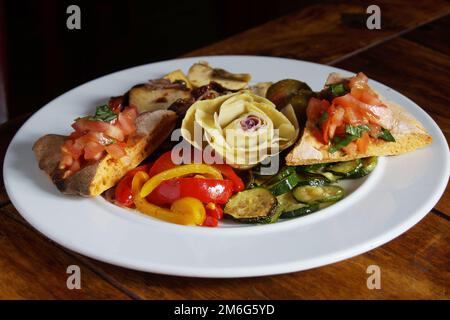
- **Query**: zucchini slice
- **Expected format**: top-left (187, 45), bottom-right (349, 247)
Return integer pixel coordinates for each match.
top-left (359, 156), bottom-right (378, 177)
top-left (267, 172), bottom-right (302, 196)
top-left (302, 163), bottom-right (327, 173)
top-left (300, 164), bottom-right (339, 182)
top-left (264, 166), bottom-right (297, 185)
top-left (224, 188), bottom-right (280, 224)
top-left (326, 159), bottom-right (362, 177)
top-left (297, 173), bottom-right (329, 187)
top-left (292, 185), bottom-right (344, 204)
top-left (277, 192), bottom-right (319, 218)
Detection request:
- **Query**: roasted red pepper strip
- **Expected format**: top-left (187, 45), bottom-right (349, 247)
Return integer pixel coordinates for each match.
top-left (147, 178), bottom-right (234, 206)
top-left (114, 164), bottom-right (149, 207)
top-left (202, 216), bottom-right (219, 227)
top-left (149, 152), bottom-right (245, 192)
top-left (212, 164), bottom-right (245, 192)
top-left (205, 202), bottom-right (224, 220)
top-left (148, 151), bottom-right (177, 177)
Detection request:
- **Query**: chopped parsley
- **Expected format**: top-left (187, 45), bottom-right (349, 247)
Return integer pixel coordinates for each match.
top-left (345, 124), bottom-right (370, 137)
top-left (90, 105), bottom-right (117, 122)
top-left (329, 83), bottom-right (348, 97)
top-left (329, 124), bottom-right (370, 154)
top-left (377, 128), bottom-right (396, 142)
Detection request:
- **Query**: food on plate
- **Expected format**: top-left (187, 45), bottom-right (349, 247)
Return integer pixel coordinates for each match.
top-left (129, 78), bottom-right (191, 113)
top-left (187, 61), bottom-right (251, 90)
top-left (285, 72), bottom-right (432, 165)
top-left (33, 62), bottom-right (433, 227)
top-left (112, 151), bottom-right (244, 226)
top-left (33, 103), bottom-right (176, 196)
top-left (181, 91), bottom-right (299, 169)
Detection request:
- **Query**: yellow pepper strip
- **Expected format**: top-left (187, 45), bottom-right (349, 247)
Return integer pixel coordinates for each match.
top-left (132, 171), bottom-right (202, 225)
top-left (139, 164), bottom-right (223, 198)
top-left (170, 197), bottom-right (206, 226)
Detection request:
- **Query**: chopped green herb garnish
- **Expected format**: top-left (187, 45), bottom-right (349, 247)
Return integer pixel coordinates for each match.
top-left (378, 128), bottom-right (396, 142)
top-left (329, 134), bottom-right (356, 154)
top-left (329, 124), bottom-right (370, 154)
top-left (91, 105), bottom-right (117, 122)
top-left (345, 124), bottom-right (370, 137)
top-left (329, 83), bottom-right (348, 96)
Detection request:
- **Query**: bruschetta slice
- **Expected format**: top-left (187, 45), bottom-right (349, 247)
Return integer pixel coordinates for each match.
top-left (286, 72), bottom-right (432, 165)
top-left (33, 109), bottom-right (177, 196)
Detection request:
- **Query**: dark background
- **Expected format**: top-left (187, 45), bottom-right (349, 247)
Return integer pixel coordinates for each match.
top-left (0, 0), bottom-right (318, 123)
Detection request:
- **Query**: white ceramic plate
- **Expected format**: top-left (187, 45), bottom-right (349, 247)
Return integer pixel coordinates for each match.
top-left (3, 56), bottom-right (449, 278)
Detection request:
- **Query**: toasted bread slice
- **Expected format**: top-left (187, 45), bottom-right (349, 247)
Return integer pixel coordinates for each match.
top-left (33, 110), bottom-right (177, 196)
top-left (286, 74), bottom-right (432, 165)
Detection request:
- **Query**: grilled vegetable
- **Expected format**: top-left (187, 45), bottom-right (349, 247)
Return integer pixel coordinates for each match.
top-left (129, 79), bottom-right (191, 113)
top-left (187, 62), bottom-right (251, 90)
top-left (297, 173), bottom-right (329, 187)
top-left (266, 79), bottom-right (312, 109)
top-left (267, 172), bottom-right (302, 196)
top-left (326, 159), bottom-right (363, 178)
top-left (300, 164), bottom-right (339, 182)
top-left (349, 156), bottom-right (378, 178)
top-left (293, 185), bottom-right (344, 204)
top-left (277, 192), bottom-right (319, 219)
top-left (264, 166), bottom-right (296, 186)
top-left (224, 188), bottom-right (280, 224)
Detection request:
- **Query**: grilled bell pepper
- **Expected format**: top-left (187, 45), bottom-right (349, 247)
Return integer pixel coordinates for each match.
top-left (148, 152), bottom-right (244, 192)
top-left (131, 171), bottom-right (205, 225)
top-left (114, 164), bottom-right (149, 207)
top-left (139, 164), bottom-right (223, 198)
top-left (147, 178), bottom-right (233, 205)
top-left (213, 164), bottom-right (245, 192)
top-left (148, 151), bottom-right (176, 177)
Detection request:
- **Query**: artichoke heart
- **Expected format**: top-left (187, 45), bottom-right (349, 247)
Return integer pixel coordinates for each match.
top-left (181, 92), bottom-right (299, 168)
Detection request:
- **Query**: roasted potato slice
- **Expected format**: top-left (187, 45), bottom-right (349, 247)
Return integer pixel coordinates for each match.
top-left (129, 79), bottom-right (191, 113)
top-left (163, 69), bottom-right (193, 89)
top-left (187, 61), bottom-right (251, 90)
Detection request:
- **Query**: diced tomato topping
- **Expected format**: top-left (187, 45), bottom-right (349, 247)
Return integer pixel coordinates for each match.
top-left (117, 106), bottom-right (138, 135)
top-left (104, 124), bottom-right (124, 141)
top-left (72, 117), bottom-right (110, 133)
top-left (59, 105), bottom-right (138, 175)
top-left (68, 159), bottom-right (81, 173)
top-left (325, 105), bottom-right (345, 142)
top-left (349, 72), bottom-right (369, 90)
top-left (356, 131), bottom-right (370, 153)
top-left (342, 141), bottom-right (357, 155)
top-left (84, 141), bottom-right (105, 160)
top-left (108, 96), bottom-right (125, 113)
top-left (307, 97), bottom-right (329, 123)
top-left (105, 143), bottom-right (127, 159)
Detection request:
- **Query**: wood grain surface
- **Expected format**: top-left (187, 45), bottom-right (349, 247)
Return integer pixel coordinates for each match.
top-left (0, 205), bottom-right (132, 299)
top-left (0, 1), bottom-right (449, 299)
top-left (186, 0), bottom-right (450, 64)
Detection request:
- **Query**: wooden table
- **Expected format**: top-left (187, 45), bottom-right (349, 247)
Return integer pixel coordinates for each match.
top-left (1, 0), bottom-right (449, 299)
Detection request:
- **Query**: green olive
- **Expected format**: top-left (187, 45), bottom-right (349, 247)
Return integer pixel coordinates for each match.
top-left (266, 79), bottom-right (312, 109)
